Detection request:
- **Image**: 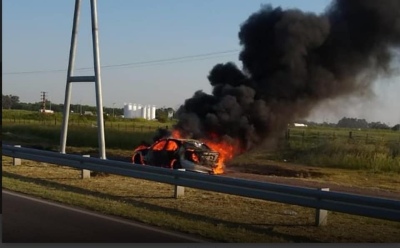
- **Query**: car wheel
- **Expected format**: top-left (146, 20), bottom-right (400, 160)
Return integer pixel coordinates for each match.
top-left (172, 160), bottom-right (182, 170)
top-left (133, 154), bottom-right (143, 164)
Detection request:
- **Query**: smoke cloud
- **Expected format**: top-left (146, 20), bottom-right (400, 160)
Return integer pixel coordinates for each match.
top-left (163, 0), bottom-right (400, 151)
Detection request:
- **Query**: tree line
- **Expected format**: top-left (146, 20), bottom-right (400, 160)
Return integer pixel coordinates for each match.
top-left (3, 94), bottom-right (398, 129)
top-left (2, 94), bottom-right (113, 115)
top-left (299, 117), bottom-right (399, 131)
top-left (336, 117), bottom-right (399, 131)
top-left (2, 94), bottom-right (176, 122)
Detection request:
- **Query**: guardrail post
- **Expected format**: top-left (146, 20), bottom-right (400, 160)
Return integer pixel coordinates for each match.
top-left (12, 145), bottom-right (22, 166)
top-left (174, 169), bottom-right (185, 198)
top-left (81, 155), bottom-right (91, 179)
top-left (315, 188), bottom-right (329, 226)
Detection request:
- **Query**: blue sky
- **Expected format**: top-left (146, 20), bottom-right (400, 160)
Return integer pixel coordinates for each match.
top-left (3, 0), bottom-right (400, 125)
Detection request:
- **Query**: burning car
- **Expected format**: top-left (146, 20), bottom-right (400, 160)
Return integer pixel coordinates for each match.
top-left (131, 138), bottom-right (220, 174)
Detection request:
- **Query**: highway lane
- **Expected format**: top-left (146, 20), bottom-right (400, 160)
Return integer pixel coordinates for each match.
top-left (2, 190), bottom-right (208, 243)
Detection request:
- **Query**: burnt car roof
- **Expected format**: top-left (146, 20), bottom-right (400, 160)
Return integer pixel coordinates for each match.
top-left (158, 137), bottom-right (214, 150)
top-left (161, 137), bottom-right (204, 143)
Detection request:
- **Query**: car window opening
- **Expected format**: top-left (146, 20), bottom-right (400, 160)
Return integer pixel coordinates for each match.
top-left (165, 140), bottom-right (179, 151)
top-left (185, 150), bottom-right (200, 164)
top-left (191, 153), bottom-right (200, 163)
top-left (153, 140), bottom-right (167, 150)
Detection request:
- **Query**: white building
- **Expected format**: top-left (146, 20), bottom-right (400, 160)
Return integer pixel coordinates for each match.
top-left (123, 103), bottom-right (156, 120)
top-left (294, 123), bottom-right (308, 127)
top-left (39, 109), bottom-right (54, 114)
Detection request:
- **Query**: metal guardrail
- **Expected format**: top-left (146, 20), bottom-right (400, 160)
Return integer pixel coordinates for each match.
top-left (2, 144), bottom-right (400, 224)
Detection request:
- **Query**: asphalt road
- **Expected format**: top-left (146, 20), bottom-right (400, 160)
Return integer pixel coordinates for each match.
top-left (2, 190), bottom-right (208, 243)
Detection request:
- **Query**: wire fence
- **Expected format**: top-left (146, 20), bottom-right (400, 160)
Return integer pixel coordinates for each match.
top-left (2, 118), bottom-right (171, 132)
top-left (3, 118), bottom-right (400, 146)
top-left (284, 128), bottom-right (400, 148)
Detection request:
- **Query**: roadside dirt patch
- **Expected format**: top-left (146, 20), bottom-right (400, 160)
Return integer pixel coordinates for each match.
top-left (222, 170), bottom-right (400, 200)
top-left (229, 162), bottom-right (325, 179)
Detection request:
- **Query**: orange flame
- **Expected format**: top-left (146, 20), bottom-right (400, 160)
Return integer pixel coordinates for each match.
top-left (191, 153), bottom-right (200, 163)
top-left (171, 129), bottom-right (184, 139)
top-left (171, 129), bottom-right (239, 174)
top-left (203, 138), bottom-right (239, 174)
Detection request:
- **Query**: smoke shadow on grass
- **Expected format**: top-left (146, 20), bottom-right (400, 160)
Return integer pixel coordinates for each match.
top-left (3, 171), bottom-right (320, 243)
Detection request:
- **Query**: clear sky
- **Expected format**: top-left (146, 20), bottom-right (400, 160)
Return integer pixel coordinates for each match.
top-left (3, 0), bottom-right (400, 125)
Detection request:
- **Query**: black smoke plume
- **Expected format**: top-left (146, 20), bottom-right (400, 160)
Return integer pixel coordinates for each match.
top-left (163, 0), bottom-right (400, 151)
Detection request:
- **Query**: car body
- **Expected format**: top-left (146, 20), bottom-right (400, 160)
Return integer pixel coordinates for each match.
top-left (131, 138), bottom-right (220, 174)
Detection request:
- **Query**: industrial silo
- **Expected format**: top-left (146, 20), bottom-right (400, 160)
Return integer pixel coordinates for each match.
top-left (132, 103), bottom-right (137, 118)
top-left (137, 104), bottom-right (142, 118)
top-left (151, 105), bottom-right (156, 120)
top-left (127, 103), bottom-right (133, 118)
top-left (123, 103), bottom-right (130, 118)
top-left (146, 105), bottom-right (151, 120)
top-left (141, 105), bottom-right (147, 119)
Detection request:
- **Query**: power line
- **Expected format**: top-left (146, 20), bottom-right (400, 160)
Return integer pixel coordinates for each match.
top-left (100, 49), bottom-right (239, 69)
top-left (4, 49), bottom-right (240, 75)
top-left (101, 52), bottom-right (240, 71)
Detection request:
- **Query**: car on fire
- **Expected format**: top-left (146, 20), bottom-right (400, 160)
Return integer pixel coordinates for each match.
top-left (131, 138), bottom-right (220, 174)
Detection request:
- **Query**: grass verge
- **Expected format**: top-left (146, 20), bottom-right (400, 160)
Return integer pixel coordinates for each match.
top-left (2, 156), bottom-right (400, 243)
top-left (3, 123), bottom-right (399, 172)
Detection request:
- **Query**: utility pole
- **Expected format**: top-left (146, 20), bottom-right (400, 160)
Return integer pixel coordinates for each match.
top-left (40, 91), bottom-right (47, 112)
top-left (60, 0), bottom-right (106, 159)
top-left (113, 102), bottom-right (116, 117)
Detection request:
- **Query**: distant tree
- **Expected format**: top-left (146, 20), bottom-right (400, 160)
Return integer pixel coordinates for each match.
top-left (49, 103), bottom-right (64, 113)
top-left (337, 117), bottom-right (369, 129)
top-left (10, 95), bottom-right (20, 106)
top-left (2, 95), bottom-right (12, 109)
top-left (13, 101), bottom-right (43, 111)
top-left (369, 122), bottom-right (390, 130)
top-left (2, 94), bottom-right (20, 109)
top-left (155, 107), bottom-right (176, 122)
top-left (157, 114), bottom-right (168, 123)
top-left (156, 108), bottom-right (169, 122)
top-left (392, 124), bottom-right (400, 131)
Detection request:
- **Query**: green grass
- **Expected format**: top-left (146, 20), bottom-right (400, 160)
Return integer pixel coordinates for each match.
top-left (3, 109), bottom-right (400, 242)
top-left (2, 109), bottom-right (400, 173)
top-left (2, 124), bottom-right (400, 173)
top-left (2, 124), bottom-right (157, 150)
top-left (3, 156), bottom-right (400, 243)
top-left (2, 109), bottom-right (177, 127)
top-left (276, 128), bottom-right (400, 172)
